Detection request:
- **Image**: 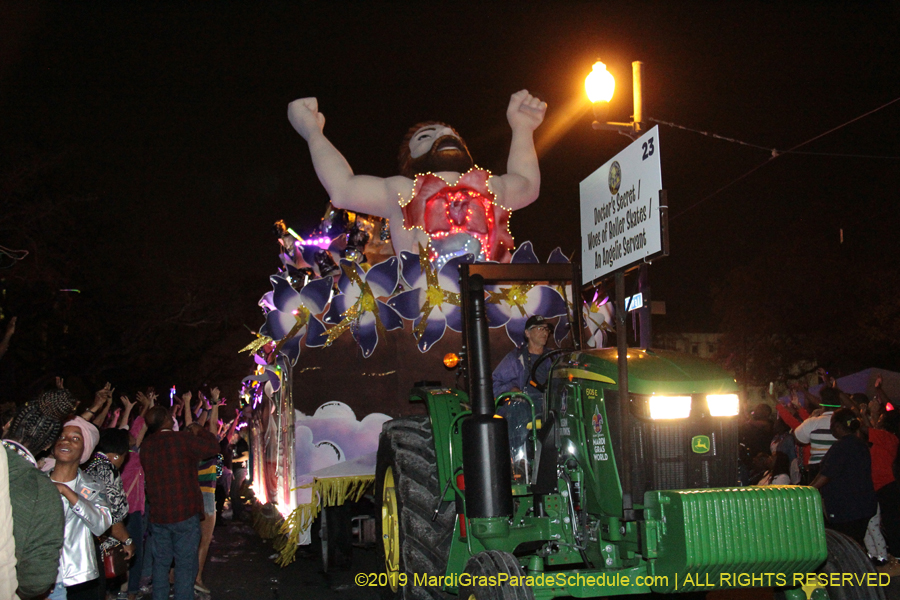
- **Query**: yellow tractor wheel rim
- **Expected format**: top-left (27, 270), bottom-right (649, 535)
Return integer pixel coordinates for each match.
top-left (382, 466), bottom-right (400, 591)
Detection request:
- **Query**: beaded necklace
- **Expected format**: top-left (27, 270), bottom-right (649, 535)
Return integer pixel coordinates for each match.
top-left (2, 439), bottom-right (37, 466)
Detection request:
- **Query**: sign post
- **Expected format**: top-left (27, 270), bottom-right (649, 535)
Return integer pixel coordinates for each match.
top-left (580, 127), bottom-right (666, 522)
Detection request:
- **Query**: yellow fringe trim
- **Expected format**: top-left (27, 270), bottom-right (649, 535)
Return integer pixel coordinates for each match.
top-left (276, 475), bottom-right (375, 566)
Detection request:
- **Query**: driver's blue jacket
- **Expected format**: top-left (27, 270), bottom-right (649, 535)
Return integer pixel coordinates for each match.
top-left (492, 346), bottom-right (549, 408)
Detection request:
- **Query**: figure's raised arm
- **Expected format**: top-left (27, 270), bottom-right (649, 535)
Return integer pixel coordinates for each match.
top-left (491, 89), bottom-right (547, 210)
top-left (288, 98), bottom-right (402, 217)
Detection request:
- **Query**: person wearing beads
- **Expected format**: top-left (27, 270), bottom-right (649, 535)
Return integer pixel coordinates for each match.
top-left (3, 387), bottom-right (74, 599)
top-left (48, 416), bottom-right (113, 600)
top-left (83, 427), bottom-right (135, 596)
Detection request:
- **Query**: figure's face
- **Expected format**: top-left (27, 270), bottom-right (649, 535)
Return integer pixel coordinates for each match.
top-left (408, 124), bottom-right (459, 159)
top-left (401, 123), bottom-right (474, 178)
top-left (54, 425), bottom-right (85, 465)
top-left (524, 324), bottom-right (550, 349)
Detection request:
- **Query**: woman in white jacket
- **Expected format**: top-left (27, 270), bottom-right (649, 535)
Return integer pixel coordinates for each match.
top-left (48, 417), bottom-right (113, 600)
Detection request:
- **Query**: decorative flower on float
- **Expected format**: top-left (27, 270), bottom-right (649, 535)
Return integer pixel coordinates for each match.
top-left (584, 290), bottom-right (615, 348)
top-left (241, 362), bottom-right (283, 399)
top-left (486, 242), bottom-right (568, 344)
top-left (258, 274), bottom-right (333, 365)
top-left (323, 257), bottom-right (402, 358)
top-left (387, 245), bottom-right (473, 352)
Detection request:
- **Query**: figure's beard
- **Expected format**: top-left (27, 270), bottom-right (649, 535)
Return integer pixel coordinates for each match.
top-left (401, 135), bottom-right (474, 178)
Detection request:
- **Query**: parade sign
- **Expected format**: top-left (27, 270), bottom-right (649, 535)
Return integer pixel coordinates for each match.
top-left (580, 126), bottom-right (664, 284)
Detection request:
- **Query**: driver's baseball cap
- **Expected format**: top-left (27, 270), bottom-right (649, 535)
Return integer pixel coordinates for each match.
top-left (525, 315), bottom-right (548, 331)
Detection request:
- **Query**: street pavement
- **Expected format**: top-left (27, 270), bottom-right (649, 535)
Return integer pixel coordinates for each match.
top-left (204, 517), bottom-right (900, 600)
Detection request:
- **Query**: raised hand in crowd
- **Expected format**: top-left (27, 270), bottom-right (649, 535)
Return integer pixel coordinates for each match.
top-left (118, 395), bottom-right (136, 429)
top-left (83, 382), bottom-right (114, 425)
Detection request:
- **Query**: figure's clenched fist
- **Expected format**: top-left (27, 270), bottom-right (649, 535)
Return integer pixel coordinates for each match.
top-left (507, 89), bottom-right (547, 132)
top-left (288, 97), bottom-right (326, 141)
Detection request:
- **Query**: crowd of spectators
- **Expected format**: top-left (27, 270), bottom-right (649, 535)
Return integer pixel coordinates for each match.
top-left (0, 370), bottom-right (252, 600)
top-left (741, 370), bottom-right (900, 569)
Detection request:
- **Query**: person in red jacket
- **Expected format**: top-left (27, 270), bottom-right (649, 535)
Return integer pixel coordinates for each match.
top-left (141, 406), bottom-right (219, 600)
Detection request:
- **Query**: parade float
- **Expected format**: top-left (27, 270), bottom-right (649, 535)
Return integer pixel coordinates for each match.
top-left (238, 88), bottom-right (618, 566)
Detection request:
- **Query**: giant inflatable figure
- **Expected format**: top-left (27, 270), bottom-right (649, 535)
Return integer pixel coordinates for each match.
top-left (288, 90), bottom-right (547, 267)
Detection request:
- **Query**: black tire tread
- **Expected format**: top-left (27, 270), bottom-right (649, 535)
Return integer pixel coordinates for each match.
top-left (818, 529), bottom-right (886, 600)
top-left (376, 416), bottom-right (456, 600)
top-left (459, 551), bottom-right (534, 600)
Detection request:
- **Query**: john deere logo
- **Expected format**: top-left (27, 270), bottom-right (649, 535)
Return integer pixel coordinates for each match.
top-left (691, 435), bottom-right (710, 454)
top-left (608, 161), bottom-right (622, 195)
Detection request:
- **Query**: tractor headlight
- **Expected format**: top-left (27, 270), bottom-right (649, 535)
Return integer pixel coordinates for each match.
top-left (648, 395), bottom-right (692, 420)
top-left (706, 394), bottom-right (740, 417)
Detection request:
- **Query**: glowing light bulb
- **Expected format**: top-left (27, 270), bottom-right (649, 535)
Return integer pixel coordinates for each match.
top-left (585, 61), bottom-right (615, 103)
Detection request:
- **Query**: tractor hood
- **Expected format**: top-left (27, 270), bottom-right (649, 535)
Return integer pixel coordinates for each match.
top-left (556, 348), bottom-right (739, 396)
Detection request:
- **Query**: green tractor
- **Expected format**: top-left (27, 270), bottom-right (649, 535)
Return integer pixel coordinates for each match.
top-left (375, 263), bottom-right (884, 600)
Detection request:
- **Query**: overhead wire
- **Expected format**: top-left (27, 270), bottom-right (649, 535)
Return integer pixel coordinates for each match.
top-left (649, 94), bottom-right (900, 220)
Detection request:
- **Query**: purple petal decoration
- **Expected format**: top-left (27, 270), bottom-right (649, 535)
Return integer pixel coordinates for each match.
top-left (444, 304), bottom-right (463, 332)
top-left (242, 366), bottom-right (281, 393)
top-left (271, 276), bottom-right (304, 313)
top-left (510, 241), bottom-right (538, 264)
top-left (485, 302), bottom-right (511, 328)
top-left (554, 316), bottom-right (571, 345)
top-left (299, 277), bottom-right (333, 314)
top-left (548, 247), bottom-right (570, 264)
top-left (354, 311), bottom-right (379, 358)
top-left (377, 300), bottom-right (404, 331)
top-left (264, 309), bottom-right (298, 341)
top-left (399, 251), bottom-right (424, 289)
top-left (387, 288), bottom-right (424, 320)
top-left (505, 317), bottom-right (528, 345)
top-left (414, 312), bottom-right (447, 353)
top-left (437, 253), bottom-right (474, 292)
top-left (281, 335), bottom-right (302, 366)
top-left (259, 291), bottom-right (275, 312)
top-left (525, 286), bottom-right (567, 318)
top-left (336, 260), bottom-right (363, 295)
top-left (324, 294), bottom-right (353, 325)
top-left (305, 317), bottom-right (328, 348)
top-left (253, 353), bottom-right (267, 366)
top-left (365, 256), bottom-right (399, 298)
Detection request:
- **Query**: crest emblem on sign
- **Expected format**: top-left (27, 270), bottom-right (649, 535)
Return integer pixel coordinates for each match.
top-left (592, 410), bottom-right (604, 434)
top-left (691, 435), bottom-right (711, 454)
top-left (608, 161), bottom-right (622, 195)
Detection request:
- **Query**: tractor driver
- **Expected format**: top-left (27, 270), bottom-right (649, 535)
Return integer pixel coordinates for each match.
top-left (493, 315), bottom-right (551, 413)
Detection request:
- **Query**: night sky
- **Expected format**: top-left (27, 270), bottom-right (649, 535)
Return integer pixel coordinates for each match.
top-left (2, 1), bottom-right (899, 390)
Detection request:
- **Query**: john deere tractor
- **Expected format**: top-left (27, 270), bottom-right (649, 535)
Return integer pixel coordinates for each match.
top-left (376, 263), bottom-right (883, 600)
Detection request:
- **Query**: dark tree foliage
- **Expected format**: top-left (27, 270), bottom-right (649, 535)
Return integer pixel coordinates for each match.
top-left (713, 217), bottom-right (900, 388)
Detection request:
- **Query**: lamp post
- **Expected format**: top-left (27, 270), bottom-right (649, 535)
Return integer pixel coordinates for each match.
top-left (584, 59), bottom-right (652, 523)
top-left (586, 59), bottom-right (653, 351)
top-left (587, 60), bottom-right (644, 139)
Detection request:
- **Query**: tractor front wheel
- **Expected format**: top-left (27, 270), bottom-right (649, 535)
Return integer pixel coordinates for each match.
top-left (459, 551), bottom-right (534, 600)
top-left (375, 416), bottom-right (456, 600)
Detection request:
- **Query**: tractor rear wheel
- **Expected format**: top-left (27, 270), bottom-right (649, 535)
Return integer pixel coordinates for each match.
top-left (459, 551), bottom-right (534, 600)
top-left (775, 529), bottom-right (886, 600)
top-left (375, 416), bottom-right (456, 600)
top-left (817, 529), bottom-right (886, 600)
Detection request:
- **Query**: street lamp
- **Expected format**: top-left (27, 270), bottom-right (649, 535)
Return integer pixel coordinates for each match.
top-left (586, 60), bottom-right (644, 139)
